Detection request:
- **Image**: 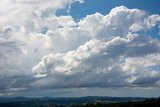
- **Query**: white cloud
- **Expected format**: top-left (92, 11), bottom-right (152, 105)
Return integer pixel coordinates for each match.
top-left (0, 3), bottom-right (160, 94)
top-left (130, 14), bottom-right (160, 32)
top-left (78, 6), bottom-right (160, 38)
top-left (0, 0), bottom-right (85, 78)
top-left (44, 16), bottom-right (77, 29)
top-left (122, 53), bottom-right (160, 73)
top-left (78, 6), bottom-right (146, 38)
top-left (0, 0), bottom-right (84, 28)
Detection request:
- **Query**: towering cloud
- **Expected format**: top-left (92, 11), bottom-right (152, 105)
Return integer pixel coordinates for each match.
top-left (0, 1), bottom-right (160, 96)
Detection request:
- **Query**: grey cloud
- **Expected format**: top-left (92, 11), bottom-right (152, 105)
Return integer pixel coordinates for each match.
top-left (132, 76), bottom-right (160, 86)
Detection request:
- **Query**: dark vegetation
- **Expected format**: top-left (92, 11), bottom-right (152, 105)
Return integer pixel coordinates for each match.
top-left (72, 97), bottom-right (160, 107)
top-left (0, 97), bottom-right (159, 107)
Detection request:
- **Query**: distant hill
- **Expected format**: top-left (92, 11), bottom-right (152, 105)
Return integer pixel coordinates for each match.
top-left (0, 96), bottom-right (157, 107)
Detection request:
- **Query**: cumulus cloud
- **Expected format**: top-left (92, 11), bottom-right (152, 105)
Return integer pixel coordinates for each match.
top-left (31, 6), bottom-right (160, 89)
top-left (0, 2), bottom-right (160, 96)
top-left (31, 34), bottom-right (160, 88)
top-left (0, 0), bottom-right (85, 77)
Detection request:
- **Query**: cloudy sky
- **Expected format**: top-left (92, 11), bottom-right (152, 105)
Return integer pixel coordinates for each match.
top-left (0, 0), bottom-right (160, 97)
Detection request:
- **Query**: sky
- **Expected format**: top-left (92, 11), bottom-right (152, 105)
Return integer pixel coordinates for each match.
top-left (0, 0), bottom-right (160, 97)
